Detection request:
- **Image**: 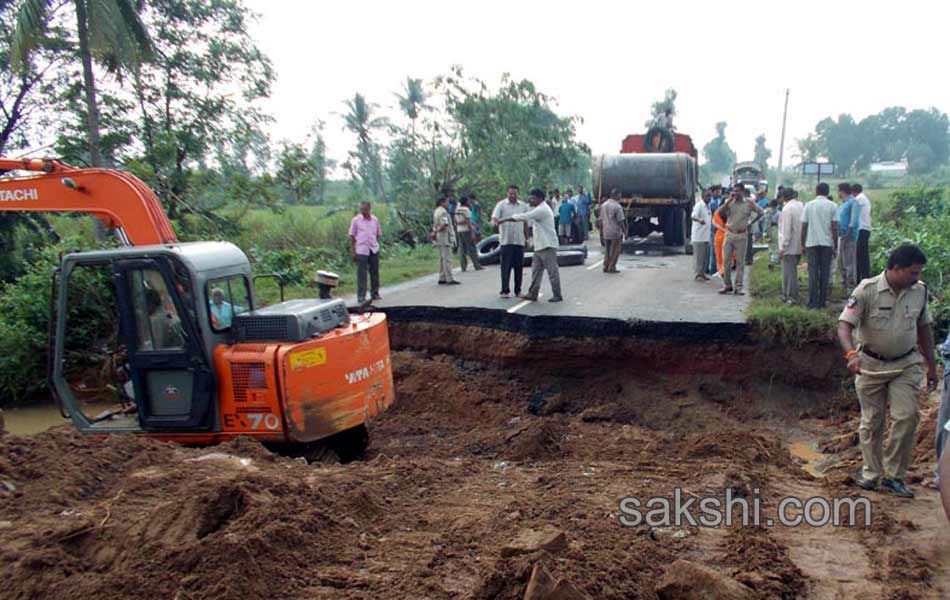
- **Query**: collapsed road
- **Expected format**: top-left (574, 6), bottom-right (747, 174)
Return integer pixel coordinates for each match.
top-left (2, 249), bottom-right (949, 600)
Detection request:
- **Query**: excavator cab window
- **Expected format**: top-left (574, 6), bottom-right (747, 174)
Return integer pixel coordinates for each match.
top-left (206, 275), bottom-right (251, 332)
top-left (59, 262), bottom-right (125, 421)
top-left (130, 269), bottom-right (186, 351)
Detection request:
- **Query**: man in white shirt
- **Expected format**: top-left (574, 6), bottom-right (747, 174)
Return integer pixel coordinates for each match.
top-left (491, 185), bottom-right (529, 298)
top-left (690, 191), bottom-right (711, 281)
top-left (778, 188), bottom-right (804, 304)
top-left (498, 188), bottom-right (563, 302)
top-left (853, 183), bottom-right (872, 282)
top-left (800, 182), bottom-right (840, 309)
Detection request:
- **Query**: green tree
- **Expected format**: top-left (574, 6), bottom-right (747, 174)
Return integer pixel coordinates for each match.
top-left (793, 135), bottom-right (821, 163)
top-left (702, 121), bottom-right (736, 174)
top-left (814, 114), bottom-right (860, 174)
top-left (127, 0), bottom-right (274, 219)
top-left (441, 68), bottom-right (583, 194)
top-left (342, 93), bottom-right (388, 200)
top-left (753, 134), bottom-right (771, 170)
top-left (276, 141), bottom-right (318, 204)
top-left (11, 0), bottom-right (153, 168)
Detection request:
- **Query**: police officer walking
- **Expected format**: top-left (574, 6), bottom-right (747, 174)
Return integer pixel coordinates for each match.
top-left (838, 244), bottom-right (939, 498)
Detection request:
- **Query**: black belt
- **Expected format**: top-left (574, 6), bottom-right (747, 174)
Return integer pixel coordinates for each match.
top-left (861, 347), bottom-right (916, 362)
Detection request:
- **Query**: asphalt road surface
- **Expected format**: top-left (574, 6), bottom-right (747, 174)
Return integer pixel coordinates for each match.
top-left (346, 238), bottom-right (751, 324)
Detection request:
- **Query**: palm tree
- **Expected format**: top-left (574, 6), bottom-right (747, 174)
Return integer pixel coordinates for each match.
top-left (395, 77), bottom-right (427, 137)
top-left (12, 0), bottom-right (153, 168)
top-left (343, 93), bottom-right (388, 199)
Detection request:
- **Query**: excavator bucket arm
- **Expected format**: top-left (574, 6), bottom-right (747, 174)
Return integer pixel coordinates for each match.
top-left (0, 158), bottom-right (177, 245)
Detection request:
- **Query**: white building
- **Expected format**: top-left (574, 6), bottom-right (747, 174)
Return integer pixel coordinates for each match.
top-left (869, 160), bottom-right (908, 177)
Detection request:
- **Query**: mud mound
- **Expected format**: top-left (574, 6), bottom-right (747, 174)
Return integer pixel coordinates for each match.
top-left (721, 528), bottom-right (807, 599)
top-left (679, 431), bottom-right (790, 467)
top-left (0, 428), bottom-right (177, 518)
top-left (499, 419), bottom-right (566, 462)
top-left (0, 430), bottom-right (388, 599)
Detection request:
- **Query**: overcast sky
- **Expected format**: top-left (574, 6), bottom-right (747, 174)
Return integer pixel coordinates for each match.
top-left (245, 0), bottom-right (948, 173)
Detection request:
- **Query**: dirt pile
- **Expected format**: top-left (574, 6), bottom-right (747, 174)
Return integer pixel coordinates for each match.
top-left (0, 349), bottom-right (945, 598)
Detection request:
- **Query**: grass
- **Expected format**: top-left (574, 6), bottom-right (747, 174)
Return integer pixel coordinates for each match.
top-left (746, 250), bottom-right (839, 345)
top-left (254, 244), bottom-right (438, 305)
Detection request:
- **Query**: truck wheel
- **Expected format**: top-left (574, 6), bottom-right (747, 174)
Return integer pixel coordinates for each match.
top-left (672, 207), bottom-right (686, 246)
top-left (661, 207), bottom-right (676, 246)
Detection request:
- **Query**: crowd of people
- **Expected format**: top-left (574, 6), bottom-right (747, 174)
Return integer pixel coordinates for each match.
top-left (690, 180), bottom-right (874, 308)
top-left (347, 185), bottom-right (620, 305)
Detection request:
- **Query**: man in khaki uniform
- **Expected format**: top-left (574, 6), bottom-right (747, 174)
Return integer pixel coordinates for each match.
top-left (838, 244), bottom-right (938, 498)
top-left (719, 185), bottom-right (764, 295)
top-left (432, 196), bottom-right (459, 285)
top-left (600, 189), bottom-right (626, 273)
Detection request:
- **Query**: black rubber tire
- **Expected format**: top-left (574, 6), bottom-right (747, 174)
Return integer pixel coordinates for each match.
top-left (558, 244), bottom-right (588, 258)
top-left (661, 206), bottom-right (676, 246)
top-left (476, 234), bottom-right (502, 265)
top-left (331, 424), bottom-right (369, 463)
top-left (556, 250), bottom-right (586, 266)
top-left (523, 250), bottom-right (586, 268)
top-left (644, 126), bottom-right (675, 153)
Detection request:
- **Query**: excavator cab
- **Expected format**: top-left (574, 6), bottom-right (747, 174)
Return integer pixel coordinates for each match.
top-left (50, 242), bottom-right (395, 452)
top-left (52, 242), bottom-right (249, 434)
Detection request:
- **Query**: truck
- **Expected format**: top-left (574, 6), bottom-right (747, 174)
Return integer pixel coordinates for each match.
top-left (591, 128), bottom-right (699, 252)
top-left (0, 157), bottom-right (395, 461)
top-left (731, 161), bottom-right (768, 196)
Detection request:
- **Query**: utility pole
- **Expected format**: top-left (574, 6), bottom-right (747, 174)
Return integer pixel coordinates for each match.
top-left (776, 88), bottom-right (789, 188)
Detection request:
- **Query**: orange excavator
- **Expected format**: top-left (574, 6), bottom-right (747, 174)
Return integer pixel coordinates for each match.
top-left (0, 158), bottom-right (395, 459)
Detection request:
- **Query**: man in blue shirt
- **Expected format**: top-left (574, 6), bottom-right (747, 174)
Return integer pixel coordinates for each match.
top-left (469, 192), bottom-right (481, 236)
top-left (576, 185), bottom-right (592, 242)
top-left (836, 183), bottom-right (859, 292)
top-left (706, 185), bottom-right (723, 274)
top-left (209, 287), bottom-right (234, 329)
top-left (558, 192), bottom-right (576, 244)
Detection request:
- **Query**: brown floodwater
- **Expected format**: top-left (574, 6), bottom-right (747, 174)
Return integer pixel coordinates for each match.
top-left (2, 404), bottom-right (69, 436)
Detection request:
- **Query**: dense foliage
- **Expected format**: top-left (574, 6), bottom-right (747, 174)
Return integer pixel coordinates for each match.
top-left (797, 107), bottom-right (950, 175)
top-left (870, 186), bottom-right (950, 331)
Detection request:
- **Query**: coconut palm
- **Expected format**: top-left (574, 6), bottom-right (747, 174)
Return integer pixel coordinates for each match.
top-left (395, 77), bottom-right (427, 137)
top-left (11, 0), bottom-right (153, 168)
top-left (343, 93), bottom-right (388, 199)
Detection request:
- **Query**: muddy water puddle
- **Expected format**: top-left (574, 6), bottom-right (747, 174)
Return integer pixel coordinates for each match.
top-left (788, 439), bottom-right (830, 477)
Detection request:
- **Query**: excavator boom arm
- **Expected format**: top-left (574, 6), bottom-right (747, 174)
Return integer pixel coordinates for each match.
top-left (0, 158), bottom-right (177, 245)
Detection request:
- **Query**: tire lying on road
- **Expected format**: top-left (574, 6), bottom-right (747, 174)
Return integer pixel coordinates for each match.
top-left (477, 234), bottom-right (502, 265)
top-left (557, 244), bottom-right (588, 259)
top-left (522, 250), bottom-right (586, 268)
